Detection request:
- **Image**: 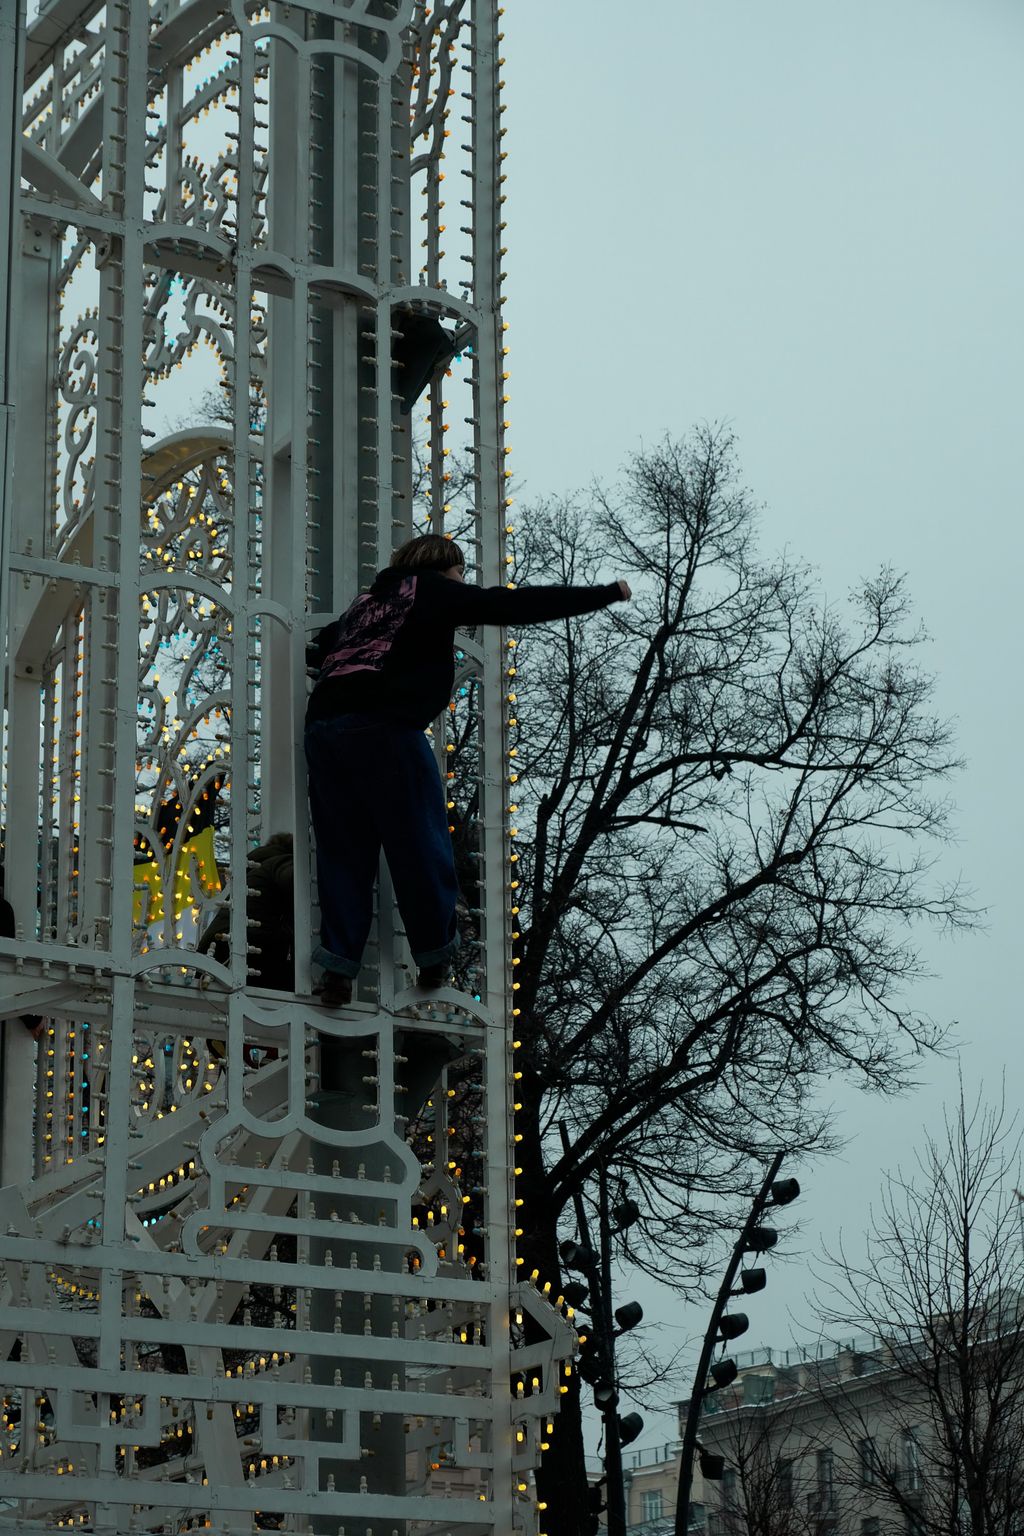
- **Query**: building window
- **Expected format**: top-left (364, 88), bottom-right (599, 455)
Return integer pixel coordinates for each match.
top-left (775, 1457), bottom-right (794, 1508)
top-left (902, 1427), bottom-right (922, 1491)
top-left (817, 1448), bottom-right (834, 1510)
top-left (721, 1467), bottom-right (739, 1505)
top-left (642, 1489), bottom-right (664, 1521)
top-left (858, 1436), bottom-right (878, 1486)
top-left (861, 1521), bottom-right (880, 1536)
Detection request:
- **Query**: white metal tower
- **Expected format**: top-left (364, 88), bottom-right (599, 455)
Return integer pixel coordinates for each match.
top-left (0, 0), bottom-right (572, 1530)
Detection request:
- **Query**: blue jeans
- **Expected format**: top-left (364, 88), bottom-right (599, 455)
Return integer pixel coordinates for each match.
top-left (304, 714), bottom-right (461, 979)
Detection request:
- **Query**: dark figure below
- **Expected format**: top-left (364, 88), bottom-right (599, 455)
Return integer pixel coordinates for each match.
top-left (0, 867), bottom-right (43, 1040)
top-left (197, 832), bottom-right (295, 991)
top-left (305, 534), bottom-right (631, 1005)
top-left (197, 833), bottom-right (294, 1068)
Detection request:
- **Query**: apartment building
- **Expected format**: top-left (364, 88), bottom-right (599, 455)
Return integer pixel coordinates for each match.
top-left (689, 1340), bottom-right (926, 1533)
top-left (596, 1336), bottom-right (969, 1533)
top-left (596, 1314), bottom-right (1024, 1533)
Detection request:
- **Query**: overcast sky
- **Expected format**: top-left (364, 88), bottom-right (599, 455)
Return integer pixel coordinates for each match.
top-left (503, 0), bottom-right (1024, 1451)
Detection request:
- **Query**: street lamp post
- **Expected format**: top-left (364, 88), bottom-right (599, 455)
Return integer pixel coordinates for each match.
top-left (597, 1159), bottom-right (627, 1535)
top-left (674, 1151), bottom-right (800, 1533)
top-left (558, 1123), bottom-right (644, 1536)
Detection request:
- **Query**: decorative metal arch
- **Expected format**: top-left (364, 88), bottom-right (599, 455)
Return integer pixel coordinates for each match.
top-left (0, 1), bottom-right (574, 1532)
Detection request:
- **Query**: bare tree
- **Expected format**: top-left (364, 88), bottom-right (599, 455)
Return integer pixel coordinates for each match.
top-left (504, 426), bottom-right (971, 1532)
top-left (815, 1085), bottom-right (1024, 1536)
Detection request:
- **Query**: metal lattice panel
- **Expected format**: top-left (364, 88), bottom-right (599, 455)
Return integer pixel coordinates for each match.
top-left (0, 0), bottom-right (574, 1529)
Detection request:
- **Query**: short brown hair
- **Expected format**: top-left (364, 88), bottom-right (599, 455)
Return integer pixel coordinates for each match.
top-left (390, 533), bottom-right (465, 573)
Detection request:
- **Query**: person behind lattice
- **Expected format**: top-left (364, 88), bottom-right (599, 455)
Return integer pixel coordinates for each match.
top-left (0, 864), bottom-right (44, 1040)
top-left (197, 832), bottom-right (295, 991)
top-left (198, 833), bottom-right (294, 1069)
top-left (304, 533), bottom-right (632, 1007)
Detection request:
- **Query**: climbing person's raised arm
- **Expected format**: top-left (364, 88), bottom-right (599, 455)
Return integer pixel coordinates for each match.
top-left (419, 570), bottom-right (631, 627)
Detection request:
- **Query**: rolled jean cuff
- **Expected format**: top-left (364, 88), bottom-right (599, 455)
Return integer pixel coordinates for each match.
top-left (312, 944), bottom-right (360, 980)
top-left (411, 931), bottom-right (461, 969)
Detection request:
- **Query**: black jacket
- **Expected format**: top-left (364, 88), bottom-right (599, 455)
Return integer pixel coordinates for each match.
top-left (306, 568), bottom-right (621, 729)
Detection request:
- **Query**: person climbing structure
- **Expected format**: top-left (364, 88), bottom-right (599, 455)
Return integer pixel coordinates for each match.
top-left (305, 534), bottom-right (631, 1005)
